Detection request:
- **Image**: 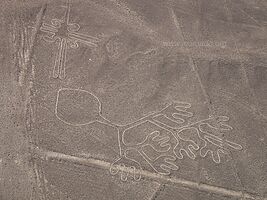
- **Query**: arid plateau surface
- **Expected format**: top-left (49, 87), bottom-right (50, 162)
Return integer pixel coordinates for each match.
top-left (0, 0), bottom-right (266, 200)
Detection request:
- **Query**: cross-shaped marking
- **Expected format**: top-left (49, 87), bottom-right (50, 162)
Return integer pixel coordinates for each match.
top-left (40, 0), bottom-right (100, 79)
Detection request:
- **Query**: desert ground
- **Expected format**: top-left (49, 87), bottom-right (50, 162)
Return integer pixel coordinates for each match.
top-left (0, 0), bottom-right (266, 199)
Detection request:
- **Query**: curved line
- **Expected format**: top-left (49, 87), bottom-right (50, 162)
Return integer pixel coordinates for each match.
top-left (55, 88), bottom-right (103, 126)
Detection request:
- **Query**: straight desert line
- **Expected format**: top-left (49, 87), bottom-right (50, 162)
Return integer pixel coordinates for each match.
top-left (31, 147), bottom-right (264, 200)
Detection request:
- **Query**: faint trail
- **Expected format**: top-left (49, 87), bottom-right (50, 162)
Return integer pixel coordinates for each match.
top-left (167, 7), bottom-right (212, 198)
top-left (205, 12), bottom-right (266, 30)
top-left (87, 0), bottom-right (167, 46)
top-left (9, 3), bottom-right (47, 200)
top-left (237, 7), bottom-right (262, 27)
top-left (166, 5), bottom-right (255, 200)
top-left (13, 4), bottom-right (47, 87)
top-left (31, 147), bottom-right (265, 200)
top-left (27, 4), bottom-right (47, 65)
top-left (223, 1), bottom-right (259, 199)
top-left (167, 7), bottom-right (213, 114)
top-left (22, 4), bottom-right (48, 200)
top-left (169, 2), bottom-right (264, 200)
top-left (224, 0), bottom-right (262, 117)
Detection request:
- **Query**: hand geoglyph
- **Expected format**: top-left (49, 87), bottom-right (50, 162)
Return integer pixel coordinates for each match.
top-left (55, 88), bottom-right (243, 182)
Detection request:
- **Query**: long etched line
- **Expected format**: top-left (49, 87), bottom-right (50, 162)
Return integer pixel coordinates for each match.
top-left (53, 38), bottom-right (67, 79)
top-left (68, 36), bottom-right (98, 48)
top-left (31, 147), bottom-right (264, 200)
top-left (222, 2), bottom-right (258, 198)
top-left (87, 0), bottom-right (166, 45)
top-left (224, 1), bottom-right (263, 121)
top-left (68, 33), bottom-right (99, 47)
top-left (40, 28), bottom-right (57, 35)
top-left (168, 7), bottom-right (233, 198)
top-left (59, 38), bottom-right (67, 79)
top-left (64, 0), bottom-right (71, 24)
top-left (237, 7), bottom-right (261, 27)
top-left (28, 4), bottom-right (47, 58)
top-left (58, 38), bottom-right (67, 79)
top-left (40, 23), bottom-right (58, 32)
top-left (26, 4), bottom-right (48, 199)
top-left (69, 32), bottom-right (99, 42)
top-left (53, 40), bottom-right (62, 78)
top-left (17, 3), bottom-right (47, 87)
top-left (169, 8), bottom-right (212, 113)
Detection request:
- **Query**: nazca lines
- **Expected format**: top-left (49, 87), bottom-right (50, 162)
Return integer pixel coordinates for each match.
top-left (40, 0), bottom-right (99, 79)
top-left (55, 88), bottom-right (243, 181)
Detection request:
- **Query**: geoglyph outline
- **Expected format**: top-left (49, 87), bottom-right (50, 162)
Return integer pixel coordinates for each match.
top-left (40, 0), bottom-right (100, 79)
top-left (54, 87), bottom-right (243, 180)
top-left (40, 0), bottom-right (244, 181)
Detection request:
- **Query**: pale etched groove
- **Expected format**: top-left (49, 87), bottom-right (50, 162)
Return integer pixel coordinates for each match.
top-left (233, 37), bottom-right (263, 119)
top-left (28, 4), bottom-right (47, 65)
top-left (25, 3), bottom-right (47, 144)
top-left (16, 4), bottom-right (46, 86)
top-left (205, 12), bottom-right (266, 30)
top-left (89, 0), bottom-right (262, 59)
top-left (167, 7), bottom-right (250, 200)
top-left (31, 147), bottom-right (265, 200)
top-left (222, 2), bottom-right (259, 199)
top-left (223, 0), bottom-right (261, 117)
top-left (237, 7), bottom-right (262, 27)
top-left (87, 0), bottom-right (167, 45)
top-left (25, 5), bottom-right (48, 200)
top-left (168, 7), bottom-right (211, 194)
top-left (168, 7), bottom-right (212, 113)
top-left (39, 1), bottom-right (99, 79)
